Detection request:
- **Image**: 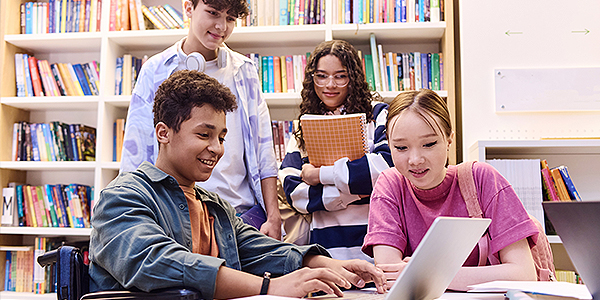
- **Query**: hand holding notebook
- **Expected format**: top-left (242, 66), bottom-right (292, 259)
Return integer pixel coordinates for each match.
top-left (300, 113), bottom-right (368, 167)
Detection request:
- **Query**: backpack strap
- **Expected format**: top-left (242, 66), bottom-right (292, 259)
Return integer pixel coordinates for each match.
top-left (456, 162), bottom-right (500, 266)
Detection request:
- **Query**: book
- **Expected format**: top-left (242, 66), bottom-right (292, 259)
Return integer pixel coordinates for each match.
top-left (550, 167), bottom-right (571, 201)
top-left (72, 63), bottom-right (93, 95)
top-left (557, 166), bottom-right (582, 201)
top-left (300, 113), bottom-right (368, 167)
top-left (280, 55), bottom-right (287, 92)
top-left (162, 4), bottom-right (184, 28)
top-left (115, 118), bottom-right (125, 161)
top-left (285, 55), bottom-right (295, 92)
top-left (2, 187), bottom-right (16, 225)
top-left (66, 63), bottom-right (85, 96)
top-left (82, 62), bottom-right (100, 95)
top-left (27, 56), bottom-right (44, 96)
top-left (540, 160), bottom-right (560, 202)
top-left (273, 56), bottom-right (281, 93)
top-left (369, 33), bottom-right (381, 91)
top-left (80, 125), bottom-right (96, 161)
top-left (364, 54), bottom-right (375, 91)
top-left (141, 4), bottom-right (167, 29)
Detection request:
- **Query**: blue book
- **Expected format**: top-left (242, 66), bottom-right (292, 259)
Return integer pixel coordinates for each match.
top-left (30, 123), bottom-right (41, 161)
top-left (72, 64), bottom-right (92, 95)
top-left (22, 54), bottom-right (34, 97)
top-left (25, 2), bottom-right (33, 34)
top-left (53, 184), bottom-right (70, 227)
top-left (268, 56), bottom-right (274, 93)
top-left (163, 4), bottom-right (185, 28)
top-left (421, 53), bottom-right (428, 89)
top-left (73, 0), bottom-right (80, 32)
top-left (261, 56), bottom-right (268, 93)
top-left (558, 166), bottom-right (582, 201)
top-left (4, 251), bottom-right (11, 289)
top-left (16, 185), bottom-right (24, 226)
top-left (115, 56), bottom-right (123, 95)
top-left (419, 0), bottom-right (424, 22)
top-left (41, 123), bottom-right (57, 161)
top-left (427, 53), bottom-right (432, 89)
top-left (279, 0), bottom-right (289, 25)
top-left (401, 0), bottom-right (407, 22)
top-left (48, 0), bottom-right (55, 33)
top-left (68, 124), bottom-right (79, 161)
top-left (345, 0), bottom-right (351, 23)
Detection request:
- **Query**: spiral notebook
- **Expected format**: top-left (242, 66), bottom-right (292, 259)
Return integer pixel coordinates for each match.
top-left (300, 113), bottom-right (368, 167)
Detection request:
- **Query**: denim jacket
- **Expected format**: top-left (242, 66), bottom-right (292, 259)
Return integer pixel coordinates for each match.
top-left (89, 162), bottom-right (328, 299)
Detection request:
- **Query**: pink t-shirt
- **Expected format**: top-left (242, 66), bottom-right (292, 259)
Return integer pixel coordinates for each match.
top-left (362, 162), bottom-right (539, 266)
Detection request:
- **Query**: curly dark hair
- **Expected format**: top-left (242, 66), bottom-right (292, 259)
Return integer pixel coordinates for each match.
top-left (191, 0), bottom-right (249, 19)
top-left (296, 40), bottom-right (380, 151)
top-left (153, 70), bottom-right (237, 133)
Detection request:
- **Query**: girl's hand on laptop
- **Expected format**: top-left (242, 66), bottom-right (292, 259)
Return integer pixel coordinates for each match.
top-left (269, 267), bottom-right (350, 297)
top-left (375, 261), bottom-right (409, 289)
top-left (331, 259), bottom-right (387, 294)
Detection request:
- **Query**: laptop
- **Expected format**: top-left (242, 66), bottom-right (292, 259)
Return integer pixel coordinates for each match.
top-left (543, 201), bottom-right (600, 300)
top-left (313, 216), bottom-right (491, 300)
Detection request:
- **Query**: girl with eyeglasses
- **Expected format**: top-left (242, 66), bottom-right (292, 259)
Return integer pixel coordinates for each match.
top-left (278, 40), bottom-right (393, 262)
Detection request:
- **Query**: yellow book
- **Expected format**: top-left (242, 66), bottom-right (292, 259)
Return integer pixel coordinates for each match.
top-left (66, 63), bottom-right (85, 96)
top-left (24, 185), bottom-right (37, 227)
top-left (57, 63), bottom-right (75, 96)
top-left (280, 55), bottom-right (287, 93)
top-left (141, 5), bottom-right (167, 30)
top-left (300, 113), bottom-right (368, 167)
top-left (550, 168), bottom-right (571, 201)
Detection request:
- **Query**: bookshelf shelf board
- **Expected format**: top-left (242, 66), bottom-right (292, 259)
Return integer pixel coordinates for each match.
top-left (470, 140), bottom-right (600, 161)
top-left (331, 22), bottom-right (446, 43)
top-left (104, 95), bottom-right (131, 108)
top-left (228, 25), bottom-right (328, 47)
top-left (4, 33), bottom-right (103, 52)
top-left (1, 97), bottom-right (99, 110)
top-left (0, 291), bottom-right (57, 299)
top-left (264, 92), bottom-right (302, 107)
top-left (101, 162), bottom-right (121, 170)
top-left (107, 29), bottom-right (187, 50)
top-left (0, 161), bottom-right (97, 171)
top-left (0, 226), bottom-right (92, 237)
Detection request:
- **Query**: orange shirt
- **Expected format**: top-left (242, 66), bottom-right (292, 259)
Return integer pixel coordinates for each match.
top-left (181, 185), bottom-right (219, 257)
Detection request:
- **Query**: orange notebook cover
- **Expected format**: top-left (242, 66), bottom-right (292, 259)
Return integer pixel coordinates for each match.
top-left (300, 113), bottom-right (368, 167)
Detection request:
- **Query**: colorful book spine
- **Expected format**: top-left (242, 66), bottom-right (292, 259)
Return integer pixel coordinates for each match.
top-left (280, 55), bottom-right (288, 92)
top-left (268, 56), bottom-right (274, 93)
top-left (557, 166), bottom-right (582, 201)
top-left (28, 56), bottom-right (44, 96)
top-left (550, 167), bottom-right (571, 201)
top-left (72, 63), bottom-right (93, 95)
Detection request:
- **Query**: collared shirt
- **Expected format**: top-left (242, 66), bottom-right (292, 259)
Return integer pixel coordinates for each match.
top-left (89, 162), bottom-right (328, 299)
top-left (119, 39), bottom-right (278, 211)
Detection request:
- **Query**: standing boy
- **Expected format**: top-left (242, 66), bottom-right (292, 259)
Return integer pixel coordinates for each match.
top-left (89, 70), bottom-right (386, 298)
top-left (119, 0), bottom-right (281, 239)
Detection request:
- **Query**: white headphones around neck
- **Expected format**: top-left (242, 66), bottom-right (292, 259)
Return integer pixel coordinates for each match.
top-left (185, 47), bottom-right (227, 72)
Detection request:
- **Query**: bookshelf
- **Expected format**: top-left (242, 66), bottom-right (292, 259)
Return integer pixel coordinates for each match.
top-left (469, 139), bottom-right (600, 272)
top-left (0, 0), bottom-right (457, 295)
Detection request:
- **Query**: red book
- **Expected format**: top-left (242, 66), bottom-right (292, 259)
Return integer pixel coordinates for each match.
top-left (28, 56), bottom-right (45, 96)
top-left (285, 55), bottom-right (294, 92)
top-left (273, 56), bottom-right (281, 93)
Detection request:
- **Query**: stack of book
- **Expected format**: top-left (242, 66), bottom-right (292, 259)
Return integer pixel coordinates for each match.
top-left (19, 0), bottom-right (102, 34)
top-left (2, 238), bottom-right (88, 294)
top-left (248, 53), bottom-right (308, 94)
top-left (271, 120), bottom-right (295, 162)
top-left (367, 33), bottom-right (444, 92)
top-left (114, 54), bottom-right (146, 95)
top-left (11, 121), bottom-right (96, 162)
top-left (1, 183), bottom-right (93, 229)
top-left (540, 159), bottom-right (582, 202)
top-left (334, 0), bottom-right (444, 24)
top-left (139, 4), bottom-right (184, 30)
top-left (14, 54), bottom-right (100, 97)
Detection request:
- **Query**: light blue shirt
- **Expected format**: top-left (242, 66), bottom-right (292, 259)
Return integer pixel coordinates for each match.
top-left (119, 40), bottom-right (278, 211)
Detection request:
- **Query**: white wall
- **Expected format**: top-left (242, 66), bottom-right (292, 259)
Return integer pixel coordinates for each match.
top-left (459, 0), bottom-right (600, 160)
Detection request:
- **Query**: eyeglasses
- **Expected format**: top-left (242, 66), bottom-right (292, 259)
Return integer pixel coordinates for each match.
top-left (312, 72), bottom-right (350, 87)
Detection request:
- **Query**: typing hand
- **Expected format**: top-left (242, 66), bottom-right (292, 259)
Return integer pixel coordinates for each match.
top-left (269, 267), bottom-right (351, 297)
top-left (301, 164), bottom-right (321, 186)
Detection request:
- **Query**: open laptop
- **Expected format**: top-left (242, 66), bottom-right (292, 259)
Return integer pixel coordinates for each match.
top-left (314, 216), bottom-right (491, 300)
top-left (543, 201), bottom-right (600, 300)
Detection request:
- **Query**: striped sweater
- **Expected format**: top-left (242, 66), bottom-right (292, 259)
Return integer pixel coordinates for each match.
top-left (279, 102), bottom-right (393, 261)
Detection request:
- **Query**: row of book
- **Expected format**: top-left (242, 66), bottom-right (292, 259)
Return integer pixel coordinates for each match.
top-left (243, 0), bottom-right (324, 27)
top-left (2, 239), bottom-right (89, 294)
top-left (14, 54), bottom-right (100, 97)
top-left (368, 33), bottom-right (443, 92)
top-left (139, 4), bottom-right (185, 30)
top-left (334, 0), bottom-right (444, 24)
top-left (11, 121), bottom-right (96, 162)
top-left (555, 270), bottom-right (584, 284)
top-left (251, 54), bottom-right (308, 94)
top-left (540, 159), bottom-right (581, 202)
top-left (271, 120), bottom-right (296, 162)
top-left (115, 54), bottom-right (146, 95)
top-left (20, 0), bottom-right (102, 34)
top-left (1, 183), bottom-right (93, 229)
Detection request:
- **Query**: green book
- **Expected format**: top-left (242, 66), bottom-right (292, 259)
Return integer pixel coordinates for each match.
top-left (432, 53), bottom-right (440, 90)
top-left (364, 54), bottom-right (375, 91)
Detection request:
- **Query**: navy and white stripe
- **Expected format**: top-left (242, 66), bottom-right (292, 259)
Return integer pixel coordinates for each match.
top-left (279, 102), bottom-right (393, 261)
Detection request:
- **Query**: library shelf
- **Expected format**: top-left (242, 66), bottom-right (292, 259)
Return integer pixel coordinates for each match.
top-left (0, 226), bottom-right (92, 237)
